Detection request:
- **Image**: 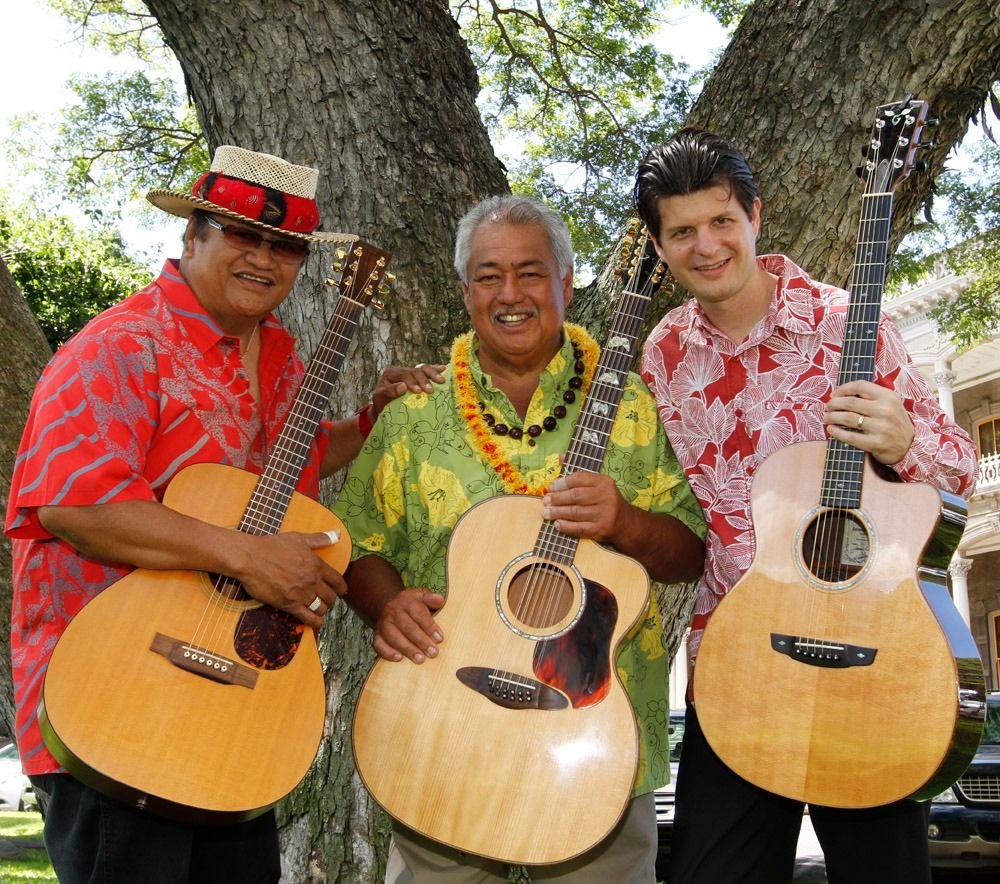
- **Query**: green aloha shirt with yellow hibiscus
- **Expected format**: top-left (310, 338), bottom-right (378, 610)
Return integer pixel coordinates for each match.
top-left (334, 326), bottom-right (706, 795)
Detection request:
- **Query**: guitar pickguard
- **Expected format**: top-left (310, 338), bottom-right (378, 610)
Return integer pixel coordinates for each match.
top-left (234, 606), bottom-right (306, 670)
top-left (532, 578), bottom-right (617, 708)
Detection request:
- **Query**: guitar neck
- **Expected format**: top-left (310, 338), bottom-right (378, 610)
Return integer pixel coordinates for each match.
top-left (235, 240), bottom-right (390, 536)
top-left (535, 235), bottom-right (660, 562)
top-left (821, 191), bottom-right (893, 509)
top-left (238, 297), bottom-right (367, 536)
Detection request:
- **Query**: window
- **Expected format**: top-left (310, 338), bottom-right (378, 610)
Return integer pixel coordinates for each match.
top-left (978, 417), bottom-right (1000, 457)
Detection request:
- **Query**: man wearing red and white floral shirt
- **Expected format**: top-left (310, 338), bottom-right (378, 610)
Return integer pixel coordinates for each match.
top-left (635, 127), bottom-right (978, 884)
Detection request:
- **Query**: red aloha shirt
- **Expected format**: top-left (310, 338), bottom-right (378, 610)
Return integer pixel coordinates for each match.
top-left (6, 260), bottom-right (330, 774)
top-left (640, 254), bottom-right (978, 677)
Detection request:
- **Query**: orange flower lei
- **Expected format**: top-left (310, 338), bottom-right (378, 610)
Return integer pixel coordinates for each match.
top-left (451, 323), bottom-right (600, 496)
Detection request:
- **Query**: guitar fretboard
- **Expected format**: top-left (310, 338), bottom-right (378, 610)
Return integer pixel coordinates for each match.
top-left (535, 282), bottom-right (654, 565)
top-left (238, 296), bottom-right (368, 537)
top-left (820, 191), bottom-right (893, 509)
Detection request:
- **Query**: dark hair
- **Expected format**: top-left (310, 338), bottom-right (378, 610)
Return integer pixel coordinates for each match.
top-left (634, 127), bottom-right (759, 238)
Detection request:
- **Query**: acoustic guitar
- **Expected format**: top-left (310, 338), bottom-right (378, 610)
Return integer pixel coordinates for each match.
top-left (693, 97), bottom-right (985, 808)
top-left (39, 240), bottom-right (391, 822)
top-left (352, 223), bottom-right (668, 864)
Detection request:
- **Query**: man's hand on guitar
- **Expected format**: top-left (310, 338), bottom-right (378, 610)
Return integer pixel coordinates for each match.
top-left (372, 587), bottom-right (445, 664)
top-left (824, 380), bottom-right (915, 466)
top-left (541, 472), bottom-right (626, 543)
top-left (235, 531), bottom-right (347, 626)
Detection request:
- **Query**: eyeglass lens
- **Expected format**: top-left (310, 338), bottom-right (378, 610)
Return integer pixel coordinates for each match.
top-left (206, 216), bottom-right (308, 263)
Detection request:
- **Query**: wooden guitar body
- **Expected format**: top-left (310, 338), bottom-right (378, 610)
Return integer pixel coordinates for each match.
top-left (694, 441), bottom-right (984, 807)
top-left (352, 494), bottom-right (650, 864)
top-left (40, 462), bottom-right (349, 822)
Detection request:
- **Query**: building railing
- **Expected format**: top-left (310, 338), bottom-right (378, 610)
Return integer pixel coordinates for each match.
top-left (979, 451), bottom-right (1000, 496)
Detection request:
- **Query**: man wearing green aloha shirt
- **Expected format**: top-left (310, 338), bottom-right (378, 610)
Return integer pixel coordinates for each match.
top-left (335, 194), bottom-right (705, 883)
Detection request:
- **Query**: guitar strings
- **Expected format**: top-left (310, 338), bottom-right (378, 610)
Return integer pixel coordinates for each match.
top-left (506, 231), bottom-right (656, 669)
top-left (806, 106), bottom-right (908, 644)
top-left (186, 261), bottom-right (376, 665)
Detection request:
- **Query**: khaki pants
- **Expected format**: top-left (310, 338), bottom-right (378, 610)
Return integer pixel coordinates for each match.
top-left (385, 792), bottom-right (657, 884)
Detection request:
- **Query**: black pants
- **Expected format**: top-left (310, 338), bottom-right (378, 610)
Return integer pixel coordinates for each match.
top-left (31, 773), bottom-right (281, 884)
top-left (670, 704), bottom-right (931, 884)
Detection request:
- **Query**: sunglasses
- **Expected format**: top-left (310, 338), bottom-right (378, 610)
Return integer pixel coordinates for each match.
top-left (202, 214), bottom-right (310, 264)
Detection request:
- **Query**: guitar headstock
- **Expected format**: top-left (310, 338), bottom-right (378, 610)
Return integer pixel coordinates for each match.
top-left (615, 218), bottom-right (670, 299)
top-left (325, 239), bottom-right (393, 310)
top-left (857, 95), bottom-right (934, 193)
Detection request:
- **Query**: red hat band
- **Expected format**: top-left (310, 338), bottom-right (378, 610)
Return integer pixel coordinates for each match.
top-left (192, 171), bottom-right (321, 235)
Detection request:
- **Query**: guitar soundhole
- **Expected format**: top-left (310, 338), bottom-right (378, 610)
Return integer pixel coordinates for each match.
top-left (801, 509), bottom-right (870, 584)
top-left (207, 573), bottom-right (251, 603)
top-left (506, 563), bottom-right (574, 629)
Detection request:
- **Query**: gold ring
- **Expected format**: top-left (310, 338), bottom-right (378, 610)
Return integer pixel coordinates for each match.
top-left (308, 597), bottom-right (322, 613)
top-left (856, 415), bottom-right (865, 430)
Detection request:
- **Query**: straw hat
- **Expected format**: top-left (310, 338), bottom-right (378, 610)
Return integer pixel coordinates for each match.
top-left (147, 145), bottom-right (352, 243)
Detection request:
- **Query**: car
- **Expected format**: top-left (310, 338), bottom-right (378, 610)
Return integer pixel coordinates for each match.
top-left (927, 693), bottom-right (1000, 871)
top-left (654, 709), bottom-right (685, 881)
top-left (0, 741), bottom-right (35, 812)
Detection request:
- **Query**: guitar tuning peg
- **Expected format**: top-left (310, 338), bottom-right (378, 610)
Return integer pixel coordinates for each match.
top-left (324, 277), bottom-right (338, 287)
top-left (914, 160), bottom-right (928, 174)
top-left (385, 272), bottom-right (396, 284)
top-left (925, 116), bottom-right (940, 127)
top-left (336, 248), bottom-right (348, 260)
top-left (918, 140), bottom-right (937, 150)
top-left (330, 262), bottom-right (344, 274)
top-left (371, 299), bottom-right (385, 311)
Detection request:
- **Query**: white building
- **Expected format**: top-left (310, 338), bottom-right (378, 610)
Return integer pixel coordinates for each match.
top-left (887, 258), bottom-right (1000, 688)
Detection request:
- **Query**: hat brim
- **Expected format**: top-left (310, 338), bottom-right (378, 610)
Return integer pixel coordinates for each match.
top-left (146, 189), bottom-right (357, 245)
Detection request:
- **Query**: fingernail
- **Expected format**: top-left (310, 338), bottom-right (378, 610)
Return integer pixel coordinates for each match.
top-left (325, 530), bottom-right (340, 543)
top-left (433, 631), bottom-right (443, 642)
top-left (414, 653), bottom-right (425, 664)
top-left (426, 645), bottom-right (438, 658)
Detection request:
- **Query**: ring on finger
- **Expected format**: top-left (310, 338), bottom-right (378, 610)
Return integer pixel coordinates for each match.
top-left (308, 597), bottom-right (323, 613)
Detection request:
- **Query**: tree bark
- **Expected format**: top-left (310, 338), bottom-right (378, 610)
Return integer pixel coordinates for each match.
top-left (140, 2), bottom-right (509, 880)
top-left (685, 0), bottom-right (1000, 287)
top-left (0, 259), bottom-right (52, 740)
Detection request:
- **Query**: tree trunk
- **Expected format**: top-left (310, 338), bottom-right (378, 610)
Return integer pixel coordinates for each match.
top-left (141, 1), bottom-right (508, 880)
top-left (686, 0), bottom-right (1000, 288)
top-left (0, 259), bottom-right (53, 740)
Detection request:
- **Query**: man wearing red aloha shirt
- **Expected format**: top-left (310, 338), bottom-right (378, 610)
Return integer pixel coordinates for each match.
top-left (6, 145), bottom-right (439, 884)
top-left (634, 128), bottom-right (978, 884)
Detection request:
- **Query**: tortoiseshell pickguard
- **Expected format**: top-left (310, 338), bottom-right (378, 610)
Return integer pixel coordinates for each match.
top-left (233, 605), bottom-right (305, 670)
top-left (532, 578), bottom-right (617, 708)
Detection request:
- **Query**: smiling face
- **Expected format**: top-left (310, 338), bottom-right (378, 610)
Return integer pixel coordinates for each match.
top-left (179, 214), bottom-right (303, 337)
top-left (461, 221), bottom-right (573, 377)
top-left (652, 183), bottom-right (771, 321)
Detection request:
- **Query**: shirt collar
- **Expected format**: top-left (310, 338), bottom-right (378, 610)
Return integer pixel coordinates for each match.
top-left (156, 259), bottom-right (292, 357)
top-left (679, 254), bottom-right (830, 348)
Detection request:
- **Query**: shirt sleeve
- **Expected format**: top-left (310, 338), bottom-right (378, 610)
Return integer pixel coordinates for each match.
top-left (6, 331), bottom-right (161, 539)
top-left (605, 374), bottom-right (707, 541)
top-left (332, 399), bottom-right (412, 576)
top-left (874, 316), bottom-right (978, 499)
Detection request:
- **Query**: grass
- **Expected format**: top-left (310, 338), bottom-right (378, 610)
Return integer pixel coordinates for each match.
top-left (0, 811), bottom-right (55, 883)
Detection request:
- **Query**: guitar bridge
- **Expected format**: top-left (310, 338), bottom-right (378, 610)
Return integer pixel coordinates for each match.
top-left (771, 633), bottom-right (877, 668)
top-left (456, 666), bottom-right (568, 710)
top-left (151, 633), bottom-right (259, 687)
